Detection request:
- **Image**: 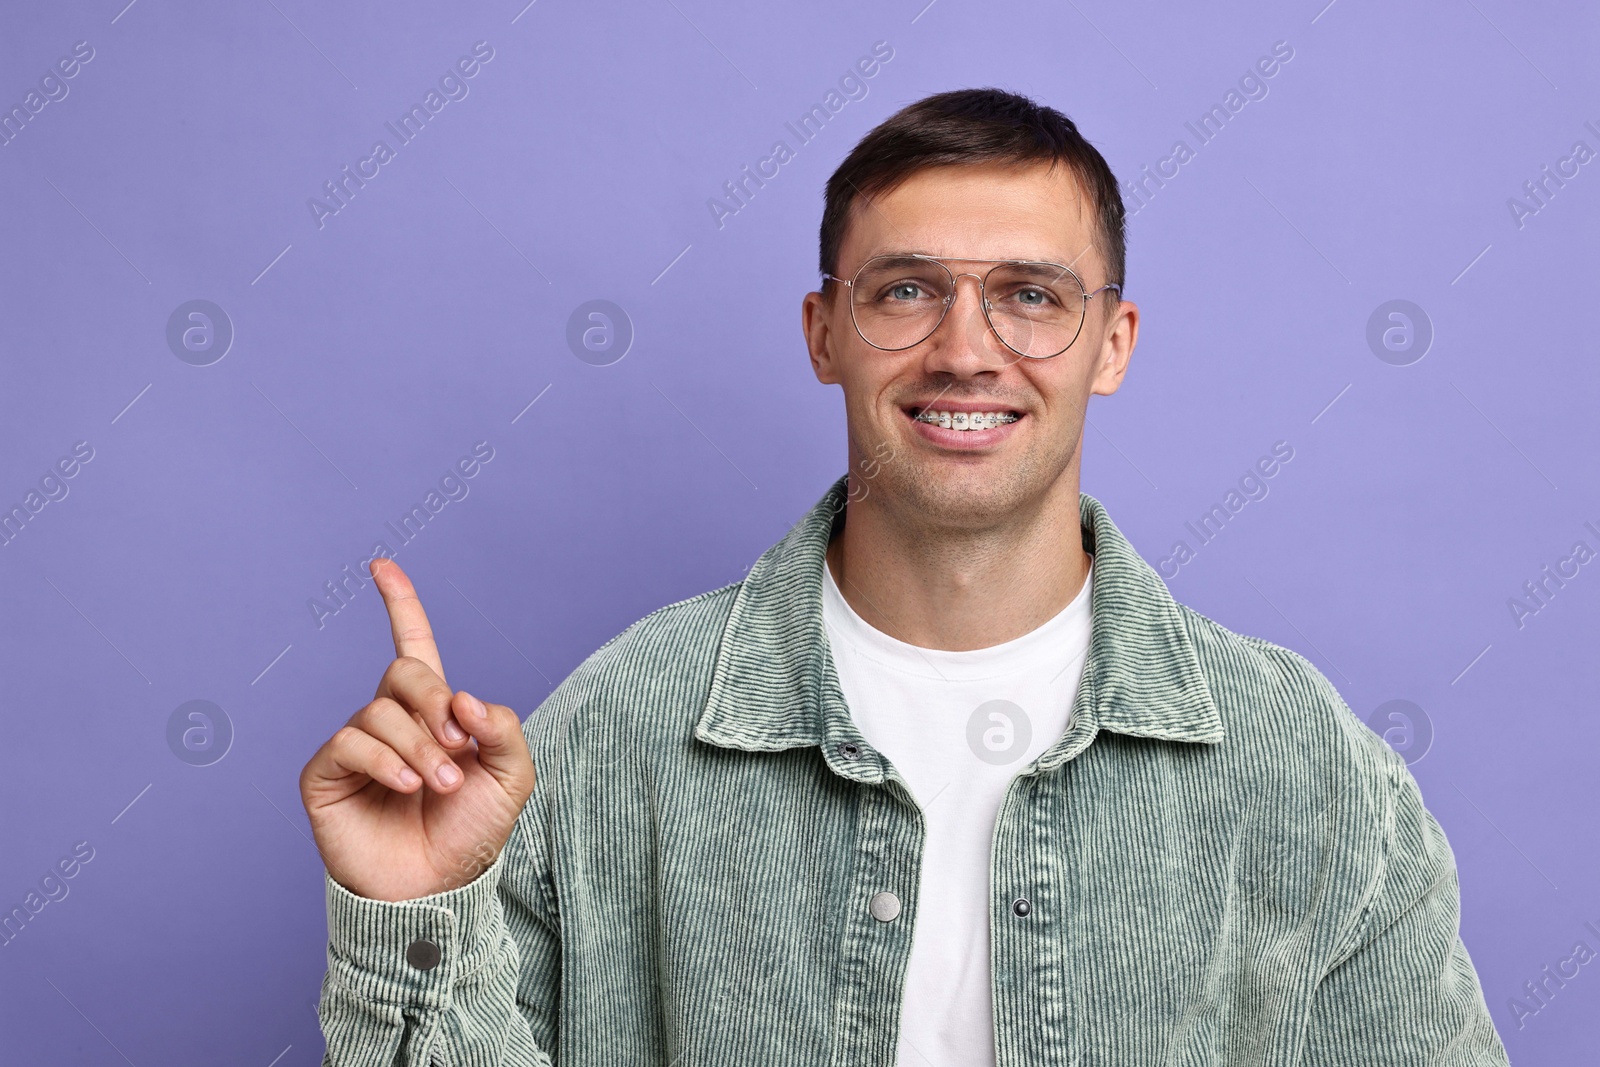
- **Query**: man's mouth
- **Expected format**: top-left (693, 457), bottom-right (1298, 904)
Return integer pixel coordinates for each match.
top-left (908, 408), bottom-right (1022, 431)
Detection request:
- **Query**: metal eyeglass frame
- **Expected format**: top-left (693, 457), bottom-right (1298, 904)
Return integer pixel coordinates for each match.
top-left (821, 252), bottom-right (1122, 360)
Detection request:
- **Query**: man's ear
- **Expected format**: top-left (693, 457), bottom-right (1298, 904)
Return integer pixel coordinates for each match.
top-left (802, 289), bottom-right (842, 385)
top-left (1089, 297), bottom-right (1137, 397)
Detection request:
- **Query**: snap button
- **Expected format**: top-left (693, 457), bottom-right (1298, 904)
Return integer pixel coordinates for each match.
top-left (406, 938), bottom-right (442, 970)
top-left (869, 891), bottom-right (901, 922)
top-left (838, 741), bottom-right (861, 761)
top-left (1012, 897), bottom-right (1032, 918)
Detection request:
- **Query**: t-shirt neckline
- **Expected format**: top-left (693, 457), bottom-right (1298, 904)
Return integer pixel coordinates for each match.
top-left (820, 555), bottom-right (1094, 683)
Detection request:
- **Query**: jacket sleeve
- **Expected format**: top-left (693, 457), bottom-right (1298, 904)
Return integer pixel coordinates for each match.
top-left (1301, 754), bottom-right (1509, 1066)
top-left (316, 781), bottom-right (561, 1067)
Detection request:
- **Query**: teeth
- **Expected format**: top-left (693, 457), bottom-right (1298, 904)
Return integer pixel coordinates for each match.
top-left (913, 410), bottom-right (1019, 431)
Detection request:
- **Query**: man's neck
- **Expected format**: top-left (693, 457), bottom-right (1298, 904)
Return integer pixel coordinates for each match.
top-left (824, 477), bottom-right (1091, 652)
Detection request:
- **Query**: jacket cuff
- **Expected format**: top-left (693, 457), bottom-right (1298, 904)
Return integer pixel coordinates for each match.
top-left (323, 845), bottom-right (511, 1011)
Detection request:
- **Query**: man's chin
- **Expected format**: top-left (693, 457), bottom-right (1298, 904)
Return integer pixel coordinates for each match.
top-left (873, 459), bottom-right (1036, 526)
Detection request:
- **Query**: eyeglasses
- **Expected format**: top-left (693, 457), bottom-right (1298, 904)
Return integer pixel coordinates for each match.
top-left (821, 253), bottom-right (1121, 360)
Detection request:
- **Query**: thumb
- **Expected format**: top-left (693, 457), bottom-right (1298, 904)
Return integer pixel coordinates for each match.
top-left (453, 691), bottom-right (536, 802)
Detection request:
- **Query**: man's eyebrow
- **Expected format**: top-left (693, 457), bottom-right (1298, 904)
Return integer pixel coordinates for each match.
top-left (869, 251), bottom-right (1079, 269)
top-left (866, 251), bottom-right (939, 265)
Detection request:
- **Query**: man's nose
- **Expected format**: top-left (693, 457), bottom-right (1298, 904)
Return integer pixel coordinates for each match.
top-left (922, 273), bottom-right (1013, 374)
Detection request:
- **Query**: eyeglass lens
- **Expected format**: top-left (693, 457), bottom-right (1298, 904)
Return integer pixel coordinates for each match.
top-left (846, 255), bottom-right (1088, 358)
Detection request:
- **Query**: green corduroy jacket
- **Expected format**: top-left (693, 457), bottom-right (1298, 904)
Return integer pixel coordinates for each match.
top-left (317, 475), bottom-right (1509, 1066)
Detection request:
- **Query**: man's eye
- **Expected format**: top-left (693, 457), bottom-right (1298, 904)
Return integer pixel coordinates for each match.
top-left (886, 283), bottom-right (925, 301)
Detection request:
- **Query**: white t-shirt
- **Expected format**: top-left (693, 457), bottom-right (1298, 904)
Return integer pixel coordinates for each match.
top-left (821, 557), bottom-right (1094, 1066)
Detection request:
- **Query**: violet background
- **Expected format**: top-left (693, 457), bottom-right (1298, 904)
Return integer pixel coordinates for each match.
top-left (2, 0), bottom-right (1597, 1062)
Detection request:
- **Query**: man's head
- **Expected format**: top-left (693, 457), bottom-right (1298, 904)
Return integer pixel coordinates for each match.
top-left (802, 88), bottom-right (1137, 533)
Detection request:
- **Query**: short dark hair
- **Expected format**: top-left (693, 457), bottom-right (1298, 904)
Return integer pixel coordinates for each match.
top-left (819, 87), bottom-right (1126, 298)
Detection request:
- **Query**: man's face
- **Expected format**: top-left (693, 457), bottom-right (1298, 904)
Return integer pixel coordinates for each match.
top-left (802, 161), bottom-right (1137, 528)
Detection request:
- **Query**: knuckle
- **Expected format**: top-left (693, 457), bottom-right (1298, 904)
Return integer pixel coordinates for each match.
top-left (408, 733), bottom-right (442, 766)
top-left (330, 725), bottom-right (365, 751)
top-left (379, 659), bottom-right (409, 689)
top-left (390, 656), bottom-right (445, 692)
top-left (353, 698), bottom-right (398, 729)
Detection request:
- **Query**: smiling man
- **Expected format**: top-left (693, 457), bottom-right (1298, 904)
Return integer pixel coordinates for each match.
top-left (304, 89), bottom-right (1509, 1066)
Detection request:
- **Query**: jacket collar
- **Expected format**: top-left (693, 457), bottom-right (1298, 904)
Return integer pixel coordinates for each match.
top-left (693, 476), bottom-right (1223, 781)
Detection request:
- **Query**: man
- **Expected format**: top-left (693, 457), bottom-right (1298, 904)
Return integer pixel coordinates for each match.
top-left (301, 88), bottom-right (1509, 1065)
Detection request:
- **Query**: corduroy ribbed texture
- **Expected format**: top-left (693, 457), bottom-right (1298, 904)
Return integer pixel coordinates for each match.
top-left (318, 475), bottom-right (1509, 1066)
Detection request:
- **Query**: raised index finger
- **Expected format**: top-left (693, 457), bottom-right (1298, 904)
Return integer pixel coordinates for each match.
top-left (369, 558), bottom-right (447, 684)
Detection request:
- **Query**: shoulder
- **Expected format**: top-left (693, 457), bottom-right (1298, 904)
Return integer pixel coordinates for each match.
top-left (1178, 602), bottom-right (1396, 763)
top-left (520, 580), bottom-right (744, 760)
top-left (576, 580), bottom-right (743, 687)
top-left (1171, 603), bottom-right (1458, 961)
top-left (503, 581), bottom-right (743, 897)
top-left (1173, 600), bottom-right (1411, 832)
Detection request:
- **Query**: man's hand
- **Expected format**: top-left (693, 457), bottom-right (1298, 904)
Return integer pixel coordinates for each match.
top-left (299, 558), bottom-right (536, 902)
